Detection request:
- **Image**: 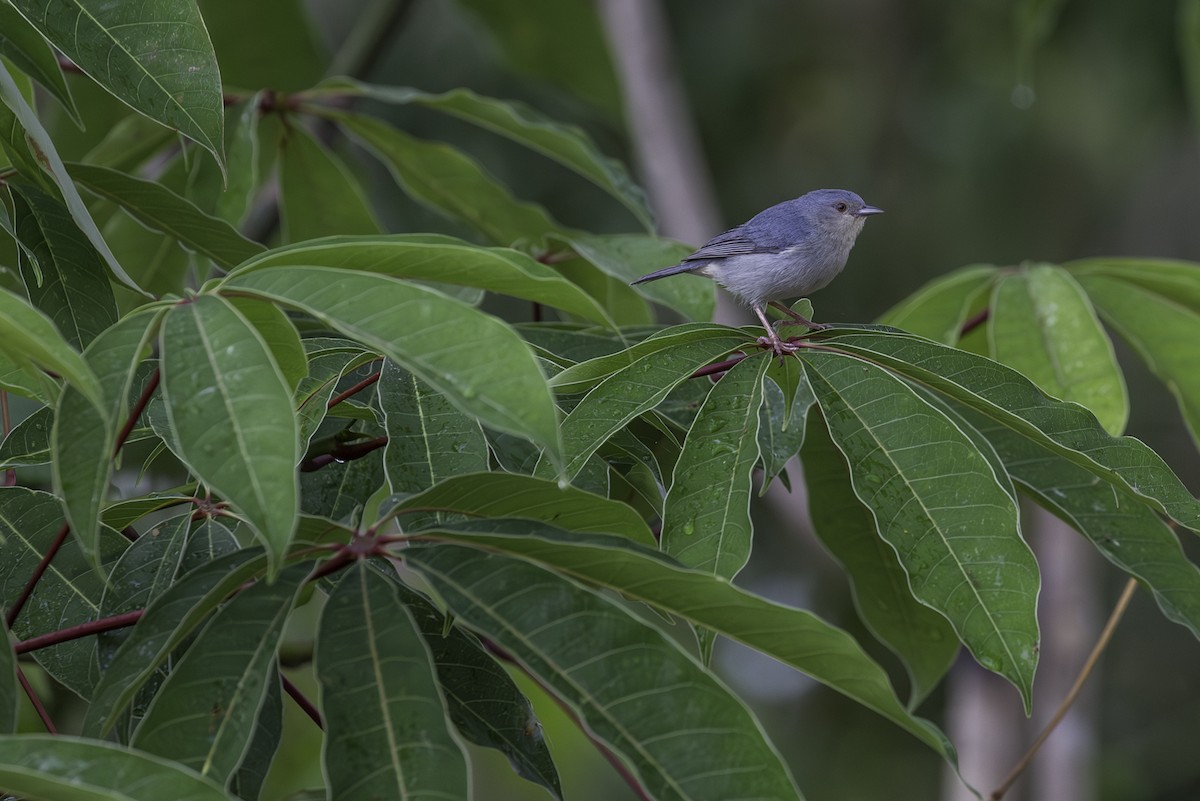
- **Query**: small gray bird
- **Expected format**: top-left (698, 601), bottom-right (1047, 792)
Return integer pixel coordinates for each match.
top-left (631, 189), bottom-right (882, 355)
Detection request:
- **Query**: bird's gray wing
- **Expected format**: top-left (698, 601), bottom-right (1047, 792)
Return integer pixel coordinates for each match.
top-left (682, 226), bottom-right (782, 262)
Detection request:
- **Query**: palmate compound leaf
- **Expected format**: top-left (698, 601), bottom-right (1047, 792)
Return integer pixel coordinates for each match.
top-left (406, 520), bottom-right (955, 761)
top-left (6, 0), bottom-right (225, 167)
top-left (317, 563), bottom-right (469, 801)
top-left (802, 350), bottom-right (1039, 707)
top-left (405, 543), bottom-right (806, 801)
top-left (822, 328), bottom-right (1200, 533)
top-left (0, 735), bottom-right (236, 801)
top-left (225, 266), bottom-right (564, 467)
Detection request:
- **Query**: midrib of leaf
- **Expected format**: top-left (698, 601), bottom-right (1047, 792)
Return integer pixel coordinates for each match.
top-left (189, 307), bottom-right (270, 520)
top-left (1021, 276), bottom-right (1070, 392)
top-left (416, 560), bottom-right (693, 801)
top-left (811, 365), bottom-right (1024, 683)
top-left (414, 379), bottom-right (437, 489)
top-left (69, 3), bottom-right (216, 154)
top-left (356, 570), bottom-right (411, 801)
top-left (709, 368), bottom-right (763, 574)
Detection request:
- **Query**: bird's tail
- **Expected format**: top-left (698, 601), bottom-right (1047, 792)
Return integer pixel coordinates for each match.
top-left (630, 262), bottom-right (698, 285)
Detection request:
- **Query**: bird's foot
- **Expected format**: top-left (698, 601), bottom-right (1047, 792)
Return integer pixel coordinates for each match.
top-left (757, 334), bottom-right (802, 364)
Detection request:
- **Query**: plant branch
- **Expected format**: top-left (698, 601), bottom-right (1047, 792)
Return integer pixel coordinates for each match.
top-left (14, 610), bottom-right (144, 655)
top-left (114, 369), bottom-right (160, 456)
top-left (327, 367), bottom-right (382, 410)
top-left (960, 307), bottom-right (990, 337)
top-left (690, 353), bottom-right (747, 379)
top-left (281, 672), bottom-right (324, 730)
top-left (988, 577), bottom-right (1137, 801)
top-left (300, 435), bottom-right (388, 473)
top-left (5, 521), bottom-right (71, 629)
top-left (17, 666), bottom-right (56, 733)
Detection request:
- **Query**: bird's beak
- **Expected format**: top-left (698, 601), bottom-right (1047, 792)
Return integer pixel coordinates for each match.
top-left (855, 206), bottom-right (884, 217)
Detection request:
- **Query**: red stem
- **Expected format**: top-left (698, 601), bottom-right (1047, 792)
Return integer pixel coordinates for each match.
top-left (17, 667), bottom-right (56, 733)
top-left (14, 610), bottom-right (144, 654)
top-left (300, 435), bottom-right (389, 473)
top-left (114, 370), bottom-right (160, 456)
top-left (690, 353), bottom-right (747, 379)
top-left (960, 307), bottom-right (990, 337)
top-left (327, 368), bottom-right (382, 410)
top-left (5, 521), bottom-right (71, 629)
top-left (281, 673), bottom-right (323, 730)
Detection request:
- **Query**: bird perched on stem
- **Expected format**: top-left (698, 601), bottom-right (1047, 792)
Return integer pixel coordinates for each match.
top-left (631, 189), bottom-right (882, 356)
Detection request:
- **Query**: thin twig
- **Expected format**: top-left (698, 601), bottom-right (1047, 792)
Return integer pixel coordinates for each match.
top-left (960, 307), bottom-right (990, 337)
top-left (114, 370), bottom-right (160, 456)
top-left (17, 666), bottom-right (57, 733)
top-left (300, 435), bottom-right (388, 473)
top-left (988, 577), bottom-right (1137, 801)
top-left (5, 521), bottom-right (71, 629)
top-left (15, 610), bottom-right (144, 654)
top-left (281, 672), bottom-right (324, 730)
top-left (327, 368), bottom-right (382, 410)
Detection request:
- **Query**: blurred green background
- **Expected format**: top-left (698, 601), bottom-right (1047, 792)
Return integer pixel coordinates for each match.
top-left (12, 0), bottom-right (1200, 799)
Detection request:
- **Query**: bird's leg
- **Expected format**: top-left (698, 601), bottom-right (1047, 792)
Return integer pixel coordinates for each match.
top-left (753, 305), bottom-right (800, 361)
top-left (769, 301), bottom-right (829, 331)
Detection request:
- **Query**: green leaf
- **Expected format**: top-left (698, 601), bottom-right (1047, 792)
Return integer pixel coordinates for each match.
top-left (10, 182), bottom-right (118, 349)
top-left (0, 616), bottom-right (16, 733)
top-left (0, 286), bottom-right (104, 411)
top-left (69, 162), bottom-right (265, 269)
top-left (989, 264), bottom-right (1127, 435)
top-left (6, 0), bottom-right (225, 166)
top-left (332, 111), bottom-right (566, 246)
top-left (83, 113), bottom-right (177, 172)
top-left (757, 362), bottom-right (816, 492)
top-left (312, 80), bottom-right (653, 230)
top-left (0, 487), bottom-right (127, 698)
top-left (300, 429), bottom-right (386, 525)
top-left (406, 544), bottom-right (805, 801)
top-left (101, 486), bottom-right (196, 530)
top-left (391, 578), bottom-right (561, 798)
top-left (545, 332), bottom-right (748, 481)
top-left (0, 58), bottom-right (146, 294)
top-left (1068, 258), bottom-right (1200, 313)
top-left (83, 547), bottom-right (273, 736)
top-left (180, 517), bottom-right (241, 575)
top-left (230, 667), bottom-right (281, 801)
top-left (395, 472), bottom-right (655, 546)
top-left (878, 264), bottom-right (997, 344)
top-left (803, 350), bottom-right (1039, 707)
top-left (160, 296), bottom-right (300, 575)
top-left (567, 233), bottom-right (715, 322)
top-left (317, 563), bottom-right (469, 801)
top-left (0, 404), bottom-right (52, 466)
top-left (294, 342), bottom-right (377, 449)
top-left (0, 734), bottom-right (237, 801)
top-left (54, 307), bottom-right (162, 566)
top-left (225, 266), bottom-right (563, 466)
top-left (379, 359), bottom-right (487, 495)
top-left (229, 234), bottom-right (617, 329)
top-left (132, 563), bottom-right (309, 784)
top-left (954, 403), bottom-right (1200, 642)
top-left (225, 295), bottom-right (307, 391)
top-left (1076, 273), bottom-right (1200, 447)
top-left (0, 347), bottom-right (57, 404)
top-left (279, 124), bottom-right (381, 241)
top-left (409, 523), bottom-right (954, 760)
top-left (0, 2), bottom-right (79, 123)
top-left (548, 323), bottom-right (734, 394)
top-left (662, 355), bottom-right (768, 579)
top-left (801, 409), bottom-right (959, 707)
top-left (826, 329), bottom-right (1200, 533)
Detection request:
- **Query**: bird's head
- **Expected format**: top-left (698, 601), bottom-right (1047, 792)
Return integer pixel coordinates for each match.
top-left (800, 189), bottom-right (884, 236)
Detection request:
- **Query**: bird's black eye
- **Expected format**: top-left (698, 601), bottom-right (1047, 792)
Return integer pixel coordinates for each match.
top-left (834, 202), bottom-right (849, 213)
